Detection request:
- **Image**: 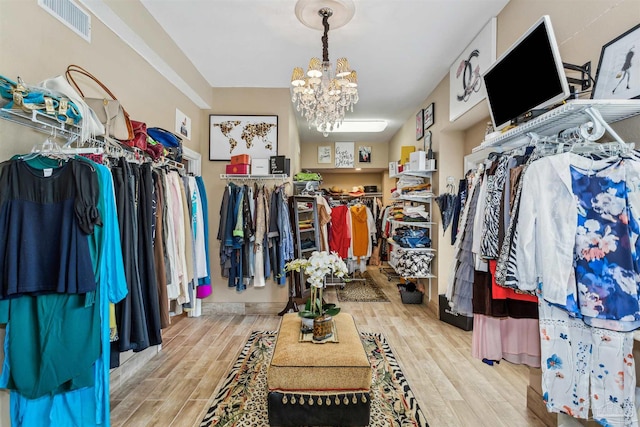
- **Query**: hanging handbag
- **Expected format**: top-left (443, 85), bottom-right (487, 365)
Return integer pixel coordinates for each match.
top-left (147, 127), bottom-right (183, 162)
top-left (65, 65), bottom-right (134, 141)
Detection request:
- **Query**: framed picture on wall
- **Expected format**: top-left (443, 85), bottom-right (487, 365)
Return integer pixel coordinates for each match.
top-left (592, 23), bottom-right (640, 100)
top-left (449, 17), bottom-right (497, 121)
top-left (318, 146), bottom-right (332, 163)
top-left (358, 146), bottom-right (372, 163)
top-left (335, 142), bottom-right (354, 168)
top-left (209, 114), bottom-right (278, 161)
top-left (416, 109), bottom-right (424, 140)
top-left (423, 103), bottom-right (435, 130)
top-left (175, 108), bottom-right (191, 140)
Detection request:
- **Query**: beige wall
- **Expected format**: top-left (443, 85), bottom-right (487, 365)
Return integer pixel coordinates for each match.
top-left (202, 87), bottom-right (299, 305)
top-left (390, 0), bottom-right (640, 304)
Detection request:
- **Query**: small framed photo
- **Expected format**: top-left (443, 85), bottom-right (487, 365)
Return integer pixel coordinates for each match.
top-left (416, 109), bottom-right (424, 140)
top-left (592, 23), bottom-right (640, 100)
top-left (423, 131), bottom-right (432, 152)
top-left (358, 146), bottom-right (371, 163)
top-left (318, 146), bottom-right (331, 163)
top-left (423, 103), bottom-right (435, 130)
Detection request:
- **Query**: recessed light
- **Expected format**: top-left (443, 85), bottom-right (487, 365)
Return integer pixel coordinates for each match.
top-left (355, 168), bottom-right (362, 171)
top-left (317, 120), bottom-right (387, 133)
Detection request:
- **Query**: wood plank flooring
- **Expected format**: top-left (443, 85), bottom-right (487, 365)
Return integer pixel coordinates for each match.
top-left (110, 267), bottom-right (547, 427)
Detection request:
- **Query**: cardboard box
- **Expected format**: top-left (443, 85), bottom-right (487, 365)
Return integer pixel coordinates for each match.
top-left (400, 146), bottom-right (415, 165)
top-left (252, 158), bottom-right (269, 175)
top-left (231, 154), bottom-right (250, 165)
top-left (225, 163), bottom-right (250, 174)
top-left (439, 294), bottom-right (473, 331)
top-left (409, 151), bottom-right (427, 171)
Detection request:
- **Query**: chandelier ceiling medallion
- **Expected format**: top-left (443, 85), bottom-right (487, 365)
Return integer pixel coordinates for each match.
top-left (291, 0), bottom-right (358, 137)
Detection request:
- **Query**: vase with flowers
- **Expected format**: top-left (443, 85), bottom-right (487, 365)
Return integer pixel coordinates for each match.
top-left (284, 251), bottom-right (348, 340)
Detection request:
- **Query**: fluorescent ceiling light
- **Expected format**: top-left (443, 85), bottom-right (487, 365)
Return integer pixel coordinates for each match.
top-left (317, 120), bottom-right (387, 133)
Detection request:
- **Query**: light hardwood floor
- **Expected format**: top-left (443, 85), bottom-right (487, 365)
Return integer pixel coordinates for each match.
top-left (110, 267), bottom-right (547, 427)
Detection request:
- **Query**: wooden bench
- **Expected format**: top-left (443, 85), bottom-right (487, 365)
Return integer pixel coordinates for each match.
top-left (267, 312), bottom-right (372, 427)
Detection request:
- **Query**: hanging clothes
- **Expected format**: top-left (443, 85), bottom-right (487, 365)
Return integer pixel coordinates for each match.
top-left (1, 159), bottom-right (127, 427)
top-left (329, 204), bottom-right (350, 258)
top-left (195, 176), bottom-right (212, 298)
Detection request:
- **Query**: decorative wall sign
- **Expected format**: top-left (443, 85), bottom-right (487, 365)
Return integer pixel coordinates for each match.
top-left (318, 145), bottom-right (332, 163)
top-left (358, 146), bottom-right (372, 163)
top-left (175, 108), bottom-right (191, 140)
top-left (416, 109), bottom-right (424, 140)
top-left (592, 23), bottom-right (640, 100)
top-left (449, 17), bottom-right (497, 121)
top-left (423, 103), bottom-right (434, 130)
top-left (335, 142), bottom-right (355, 168)
top-left (209, 114), bottom-right (278, 161)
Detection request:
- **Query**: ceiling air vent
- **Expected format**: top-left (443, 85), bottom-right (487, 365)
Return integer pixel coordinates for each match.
top-left (38, 0), bottom-right (91, 42)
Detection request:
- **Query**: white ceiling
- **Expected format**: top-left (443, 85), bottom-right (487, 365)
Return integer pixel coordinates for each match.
top-left (140, 0), bottom-right (509, 144)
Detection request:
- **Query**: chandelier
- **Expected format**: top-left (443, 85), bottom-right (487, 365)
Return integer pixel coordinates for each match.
top-left (290, 6), bottom-right (358, 137)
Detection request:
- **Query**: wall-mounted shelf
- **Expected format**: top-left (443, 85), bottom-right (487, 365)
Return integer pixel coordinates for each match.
top-left (390, 169), bottom-right (436, 179)
top-left (391, 194), bottom-right (435, 203)
top-left (472, 99), bottom-right (640, 152)
top-left (0, 107), bottom-right (82, 142)
top-left (388, 219), bottom-right (434, 229)
top-left (220, 174), bottom-right (288, 180)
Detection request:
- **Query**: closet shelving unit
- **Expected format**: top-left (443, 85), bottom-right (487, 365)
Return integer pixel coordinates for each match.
top-left (386, 167), bottom-right (437, 300)
top-left (472, 99), bottom-right (640, 152)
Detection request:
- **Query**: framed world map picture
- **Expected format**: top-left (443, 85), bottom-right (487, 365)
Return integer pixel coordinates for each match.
top-left (209, 114), bottom-right (278, 161)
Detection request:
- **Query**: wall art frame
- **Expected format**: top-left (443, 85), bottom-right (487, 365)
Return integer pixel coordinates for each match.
top-left (209, 114), bottom-right (278, 161)
top-left (175, 108), bottom-right (191, 140)
top-left (358, 146), bottom-right (372, 163)
top-left (423, 103), bottom-right (435, 130)
top-left (416, 109), bottom-right (424, 140)
top-left (449, 17), bottom-right (497, 121)
top-left (334, 142), bottom-right (355, 168)
top-left (318, 145), bottom-right (332, 163)
top-left (592, 23), bottom-right (640, 100)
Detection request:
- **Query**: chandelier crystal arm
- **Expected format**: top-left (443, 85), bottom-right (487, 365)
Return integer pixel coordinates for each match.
top-left (320, 8), bottom-right (331, 62)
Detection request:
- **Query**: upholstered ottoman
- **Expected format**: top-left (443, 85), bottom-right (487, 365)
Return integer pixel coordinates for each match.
top-left (267, 313), bottom-right (372, 427)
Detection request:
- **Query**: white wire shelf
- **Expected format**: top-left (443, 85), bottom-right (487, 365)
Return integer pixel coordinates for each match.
top-left (387, 238), bottom-right (435, 252)
top-left (472, 99), bottom-right (640, 152)
top-left (391, 194), bottom-right (434, 203)
top-left (388, 219), bottom-right (434, 228)
top-left (390, 169), bottom-right (436, 178)
top-left (220, 174), bottom-right (289, 180)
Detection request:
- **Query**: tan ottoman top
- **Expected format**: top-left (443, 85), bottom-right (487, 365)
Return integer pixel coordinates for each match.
top-left (268, 313), bottom-right (372, 393)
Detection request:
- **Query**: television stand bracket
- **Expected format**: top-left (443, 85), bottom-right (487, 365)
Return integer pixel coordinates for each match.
top-left (563, 61), bottom-right (592, 91)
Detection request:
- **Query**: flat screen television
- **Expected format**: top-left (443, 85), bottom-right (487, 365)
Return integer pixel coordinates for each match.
top-left (483, 15), bottom-right (570, 131)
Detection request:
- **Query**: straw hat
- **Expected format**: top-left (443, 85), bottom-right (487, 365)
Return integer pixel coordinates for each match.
top-left (348, 186), bottom-right (365, 197)
top-left (329, 185), bottom-right (344, 194)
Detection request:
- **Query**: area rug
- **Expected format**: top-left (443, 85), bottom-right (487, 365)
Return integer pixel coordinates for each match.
top-left (199, 331), bottom-right (428, 427)
top-left (335, 272), bottom-right (390, 302)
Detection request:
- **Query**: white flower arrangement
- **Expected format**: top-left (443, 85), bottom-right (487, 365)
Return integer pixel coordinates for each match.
top-left (285, 251), bottom-right (348, 288)
top-left (284, 251), bottom-right (348, 317)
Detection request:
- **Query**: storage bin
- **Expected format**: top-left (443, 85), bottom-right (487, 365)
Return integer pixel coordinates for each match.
top-left (231, 154), bottom-right (251, 165)
top-left (397, 284), bottom-right (423, 304)
top-left (439, 294), bottom-right (473, 331)
top-left (225, 163), bottom-right (250, 174)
